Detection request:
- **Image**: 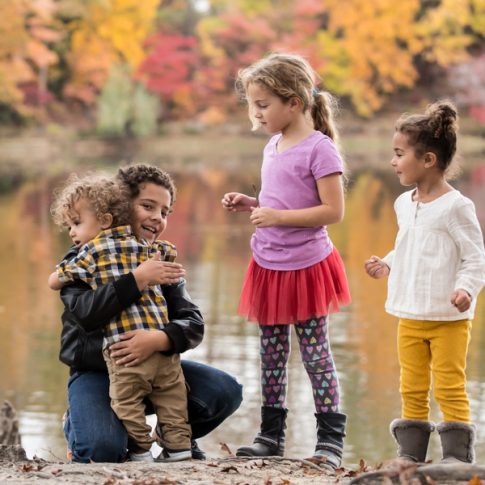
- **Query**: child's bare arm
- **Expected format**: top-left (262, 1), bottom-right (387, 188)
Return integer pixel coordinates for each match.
top-left (221, 192), bottom-right (257, 212)
top-left (48, 271), bottom-right (65, 290)
top-left (364, 256), bottom-right (390, 279)
top-left (132, 252), bottom-right (185, 291)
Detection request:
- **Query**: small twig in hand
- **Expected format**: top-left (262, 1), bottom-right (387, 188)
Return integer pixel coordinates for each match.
top-left (252, 184), bottom-right (259, 207)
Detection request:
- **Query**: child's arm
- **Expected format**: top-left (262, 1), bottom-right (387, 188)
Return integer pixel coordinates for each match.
top-left (48, 271), bottom-right (65, 290)
top-left (107, 278), bottom-right (204, 365)
top-left (57, 245), bottom-right (96, 287)
top-left (249, 173), bottom-right (343, 228)
top-left (222, 192), bottom-right (258, 212)
top-left (364, 256), bottom-right (390, 279)
top-left (448, 198), bottom-right (485, 310)
top-left (132, 252), bottom-right (185, 291)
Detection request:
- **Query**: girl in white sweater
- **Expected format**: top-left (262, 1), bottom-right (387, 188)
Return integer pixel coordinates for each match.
top-left (365, 100), bottom-right (485, 464)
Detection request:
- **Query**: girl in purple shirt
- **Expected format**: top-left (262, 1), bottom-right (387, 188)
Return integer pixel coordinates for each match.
top-left (222, 53), bottom-right (351, 469)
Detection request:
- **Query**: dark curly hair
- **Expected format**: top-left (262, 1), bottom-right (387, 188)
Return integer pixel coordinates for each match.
top-left (395, 100), bottom-right (458, 172)
top-left (117, 164), bottom-right (177, 206)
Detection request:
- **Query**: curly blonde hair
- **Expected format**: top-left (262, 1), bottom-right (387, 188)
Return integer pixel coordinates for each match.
top-left (51, 173), bottom-right (131, 228)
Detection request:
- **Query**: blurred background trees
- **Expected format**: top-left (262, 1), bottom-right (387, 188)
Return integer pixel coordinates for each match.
top-left (0, 0), bottom-right (483, 133)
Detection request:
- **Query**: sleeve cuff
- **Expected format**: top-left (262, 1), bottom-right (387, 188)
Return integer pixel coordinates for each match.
top-left (113, 272), bottom-right (143, 306)
top-left (381, 251), bottom-right (394, 269)
top-left (162, 323), bottom-right (186, 355)
top-left (57, 266), bottom-right (72, 283)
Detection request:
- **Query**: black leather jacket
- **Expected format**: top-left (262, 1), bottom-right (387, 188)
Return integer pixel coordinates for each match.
top-left (59, 266), bottom-right (204, 374)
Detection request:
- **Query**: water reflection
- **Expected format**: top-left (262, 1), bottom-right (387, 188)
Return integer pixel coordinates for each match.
top-left (0, 165), bottom-right (484, 467)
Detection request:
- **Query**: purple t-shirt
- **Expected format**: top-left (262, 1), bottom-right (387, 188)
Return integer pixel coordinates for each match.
top-left (251, 131), bottom-right (344, 270)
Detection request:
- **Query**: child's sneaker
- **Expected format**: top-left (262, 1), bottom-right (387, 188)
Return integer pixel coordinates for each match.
top-left (153, 423), bottom-right (201, 460)
top-left (155, 447), bottom-right (192, 462)
top-left (129, 450), bottom-right (154, 462)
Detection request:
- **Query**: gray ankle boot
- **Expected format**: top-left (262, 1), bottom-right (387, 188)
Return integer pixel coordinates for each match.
top-left (312, 412), bottom-right (347, 469)
top-left (390, 418), bottom-right (435, 462)
top-left (437, 421), bottom-right (476, 464)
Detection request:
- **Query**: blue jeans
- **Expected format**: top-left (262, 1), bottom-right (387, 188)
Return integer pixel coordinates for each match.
top-left (64, 360), bottom-right (243, 463)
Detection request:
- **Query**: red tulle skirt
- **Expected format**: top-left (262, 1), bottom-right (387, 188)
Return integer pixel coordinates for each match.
top-left (238, 248), bottom-right (351, 325)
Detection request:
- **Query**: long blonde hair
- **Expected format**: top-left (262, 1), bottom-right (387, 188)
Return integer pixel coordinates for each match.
top-left (236, 52), bottom-right (340, 144)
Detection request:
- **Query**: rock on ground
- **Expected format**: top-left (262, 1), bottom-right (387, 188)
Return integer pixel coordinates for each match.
top-left (0, 401), bottom-right (21, 446)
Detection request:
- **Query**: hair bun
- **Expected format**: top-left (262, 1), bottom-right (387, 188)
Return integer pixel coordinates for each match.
top-left (426, 100), bottom-right (458, 138)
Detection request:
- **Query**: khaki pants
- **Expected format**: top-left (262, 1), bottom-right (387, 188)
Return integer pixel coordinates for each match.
top-left (398, 318), bottom-right (471, 423)
top-left (103, 349), bottom-right (191, 452)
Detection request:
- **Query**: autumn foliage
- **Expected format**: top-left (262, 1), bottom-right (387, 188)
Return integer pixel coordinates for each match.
top-left (0, 0), bottom-right (483, 127)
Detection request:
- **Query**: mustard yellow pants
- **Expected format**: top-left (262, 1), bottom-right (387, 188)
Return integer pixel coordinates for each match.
top-left (398, 318), bottom-right (471, 423)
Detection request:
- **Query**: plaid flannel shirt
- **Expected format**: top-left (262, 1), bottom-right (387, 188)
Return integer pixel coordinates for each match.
top-left (57, 225), bottom-right (177, 346)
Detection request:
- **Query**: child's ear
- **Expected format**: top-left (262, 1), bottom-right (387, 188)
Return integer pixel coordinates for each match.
top-left (289, 96), bottom-right (302, 110)
top-left (423, 152), bottom-right (437, 168)
top-left (100, 213), bottom-right (113, 229)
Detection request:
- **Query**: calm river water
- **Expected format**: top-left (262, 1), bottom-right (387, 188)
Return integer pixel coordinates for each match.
top-left (0, 149), bottom-right (484, 468)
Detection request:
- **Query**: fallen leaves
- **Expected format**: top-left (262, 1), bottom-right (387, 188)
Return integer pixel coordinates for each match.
top-left (219, 442), bottom-right (234, 456)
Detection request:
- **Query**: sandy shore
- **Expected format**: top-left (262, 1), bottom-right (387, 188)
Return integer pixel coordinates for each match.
top-left (0, 456), bottom-right (354, 484)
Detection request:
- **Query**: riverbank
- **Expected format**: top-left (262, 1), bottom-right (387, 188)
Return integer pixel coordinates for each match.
top-left (1, 112), bottom-right (483, 183)
top-left (0, 455), bottom-right (355, 484)
top-left (3, 453), bottom-right (485, 484)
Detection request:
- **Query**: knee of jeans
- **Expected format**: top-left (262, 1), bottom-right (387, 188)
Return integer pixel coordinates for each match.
top-left (191, 376), bottom-right (243, 420)
top-left (224, 378), bottom-right (243, 415)
top-left (213, 374), bottom-right (243, 414)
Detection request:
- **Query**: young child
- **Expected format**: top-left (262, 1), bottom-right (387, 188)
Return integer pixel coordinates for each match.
top-left (222, 53), bottom-right (351, 469)
top-left (365, 101), bottom-right (485, 464)
top-left (49, 172), bottom-right (192, 463)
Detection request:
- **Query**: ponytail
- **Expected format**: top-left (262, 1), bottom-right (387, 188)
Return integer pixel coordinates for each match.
top-left (311, 90), bottom-right (339, 145)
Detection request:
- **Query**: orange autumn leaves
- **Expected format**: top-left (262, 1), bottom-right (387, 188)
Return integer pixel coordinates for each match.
top-left (0, 0), bottom-right (484, 122)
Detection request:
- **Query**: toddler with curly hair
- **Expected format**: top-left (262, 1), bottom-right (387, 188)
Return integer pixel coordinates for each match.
top-left (48, 170), bottom-right (192, 463)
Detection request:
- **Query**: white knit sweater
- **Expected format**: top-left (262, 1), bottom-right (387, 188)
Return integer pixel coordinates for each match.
top-left (382, 189), bottom-right (485, 321)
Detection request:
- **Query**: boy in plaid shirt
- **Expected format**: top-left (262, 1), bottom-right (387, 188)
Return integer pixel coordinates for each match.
top-left (49, 172), bottom-right (191, 462)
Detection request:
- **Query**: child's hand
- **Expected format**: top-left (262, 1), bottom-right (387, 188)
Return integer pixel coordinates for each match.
top-left (222, 192), bottom-right (257, 212)
top-left (48, 271), bottom-right (65, 290)
top-left (249, 206), bottom-right (281, 227)
top-left (450, 289), bottom-right (472, 313)
top-left (109, 329), bottom-right (171, 366)
top-left (364, 256), bottom-right (390, 279)
top-left (133, 252), bottom-right (185, 290)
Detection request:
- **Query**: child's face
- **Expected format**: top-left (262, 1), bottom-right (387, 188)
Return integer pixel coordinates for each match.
top-left (390, 131), bottom-right (427, 186)
top-left (66, 199), bottom-right (105, 247)
top-left (247, 82), bottom-right (294, 134)
top-left (131, 182), bottom-right (171, 243)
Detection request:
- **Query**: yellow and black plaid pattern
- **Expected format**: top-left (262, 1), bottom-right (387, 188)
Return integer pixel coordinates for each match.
top-left (57, 225), bottom-right (177, 346)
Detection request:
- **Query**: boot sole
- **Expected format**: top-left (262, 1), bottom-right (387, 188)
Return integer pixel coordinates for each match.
top-left (236, 450), bottom-right (284, 457)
